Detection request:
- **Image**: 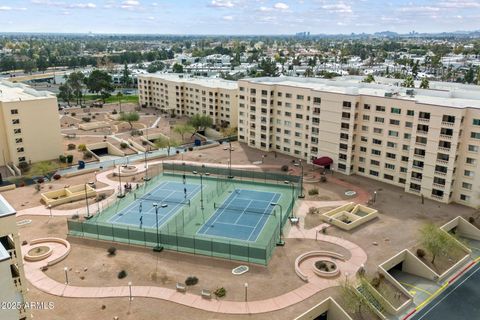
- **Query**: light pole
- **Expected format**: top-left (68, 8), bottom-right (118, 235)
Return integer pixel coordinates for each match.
top-left (64, 267), bottom-right (69, 284)
top-left (224, 142), bottom-right (234, 179)
top-left (48, 204), bottom-right (52, 219)
top-left (128, 281), bottom-right (133, 301)
top-left (269, 203), bottom-right (285, 246)
top-left (117, 165), bottom-right (125, 198)
top-left (244, 282), bottom-right (248, 302)
top-left (193, 165), bottom-right (206, 220)
top-left (144, 148), bottom-right (150, 182)
top-left (284, 181), bottom-right (295, 214)
top-left (293, 160), bottom-right (305, 198)
top-left (373, 191), bottom-right (377, 203)
top-left (152, 203), bottom-right (161, 252)
top-left (84, 183), bottom-right (90, 217)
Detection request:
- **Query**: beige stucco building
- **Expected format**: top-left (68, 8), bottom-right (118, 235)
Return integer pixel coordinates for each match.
top-left (138, 74), bottom-right (238, 128)
top-left (0, 195), bottom-right (29, 320)
top-left (238, 76), bottom-right (480, 208)
top-left (0, 80), bottom-right (62, 168)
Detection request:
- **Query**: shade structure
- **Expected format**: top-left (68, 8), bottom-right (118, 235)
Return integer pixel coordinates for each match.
top-left (313, 156), bottom-right (333, 167)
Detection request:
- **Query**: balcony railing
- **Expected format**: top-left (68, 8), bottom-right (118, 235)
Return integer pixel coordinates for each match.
top-left (435, 170), bottom-right (447, 176)
top-left (440, 134), bottom-right (452, 140)
top-left (418, 118), bottom-right (430, 123)
top-left (409, 188), bottom-right (421, 193)
top-left (441, 121), bottom-right (455, 127)
top-left (431, 194), bottom-right (444, 200)
top-left (433, 183), bottom-right (446, 189)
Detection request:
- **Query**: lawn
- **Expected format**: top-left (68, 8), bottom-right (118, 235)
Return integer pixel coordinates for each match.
top-left (84, 94), bottom-right (139, 104)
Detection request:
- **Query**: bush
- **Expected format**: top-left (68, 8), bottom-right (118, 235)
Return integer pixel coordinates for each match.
top-left (308, 207), bottom-right (318, 215)
top-left (96, 193), bottom-right (107, 202)
top-left (371, 277), bottom-right (380, 288)
top-left (112, 109), bottom-right (118, 115)
top-left (468, 217), bottom-right (475, 224)
top-left (188, 147), bottom-right (193, 151)
top-left (59, 155), bottom-right (67, 163)
top-left (416, 248), bottom-right (426, 258)
top-left (308, 188), bottom-right (319, 196)
top-left (185, 276), bottom-right (198, 286)
top-left (107, 247), bottom-right (117, 256)
top-left (214, 287), bottom-right (226, 298)
top-left (71, 214), bottom-right (79, 220)
top-left (37, 177), bottom-right (45, 184)
top-left (92, 115), bottom-right (96, 119)
top-left (320, 176), bottom-right (327, 183)
top-left (66, 155), bottom-right (74, 164)
top-left (18, 161), bottom-right (30, 172)
top-left (53, 174), bottom-right (61, 180)
top-left (117, 270), bottom-right (127, 279)
top-left (142, 140), bottom-right (148, 146)
top-left (120, 142), bottom-right (128, 149)
top-left (281, 165), bottom-right (289, 172)
top-left (82, 117), bottom-right (91, 123)
top-left (78, 144), bottom-right (87, 152)
top-left (67, 143), bottom-right (76, 150)
top-left (83, 152), bottom-right (93, 159)
top-left (70, 112), bottom-right (76, 116)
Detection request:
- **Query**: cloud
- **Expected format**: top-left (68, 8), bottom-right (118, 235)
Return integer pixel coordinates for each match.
top-left (209, 0), bottom-right (234, 8)
top-left (321, 3), bottom-right (352, 13)
top-left (68, 3), bottom-right (96, 9)
top-left (120, 0), bottom-right (142, 10)
top-left (223, 15), bottom-right (234, 20)
top-left (273, 2), bottom-right (289, 10)
top-left (0, 6), bottom-right (28, 11)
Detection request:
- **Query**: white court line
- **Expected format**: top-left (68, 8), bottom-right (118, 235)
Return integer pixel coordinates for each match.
top-left (416, 263), bottom-right (480, 320)
top-left (247, 192), bottom-right (279, 242)
top-left (234, 200), bottom-right (253, 224)
top-left (197, 189), bottom-right (240, 235)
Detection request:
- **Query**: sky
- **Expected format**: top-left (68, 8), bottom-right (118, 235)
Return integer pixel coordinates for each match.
top-left (0, 0), bottom-right (480, 35)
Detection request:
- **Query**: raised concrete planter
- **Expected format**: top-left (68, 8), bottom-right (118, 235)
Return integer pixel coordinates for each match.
top-left (24, 246), bottom-right (53, 262)
top-left (312, 259), bottom-right (340, 278)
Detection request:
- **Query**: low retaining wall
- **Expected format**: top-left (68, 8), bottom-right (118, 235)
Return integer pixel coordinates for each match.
top-left (0, 184), bottom-right (16, 192)
top-left (27, 237), bottom-right (71, 266)
top-left (321, 202), bottom-right (378, 231)
top-left (41, 184), bottom-right (97, 207)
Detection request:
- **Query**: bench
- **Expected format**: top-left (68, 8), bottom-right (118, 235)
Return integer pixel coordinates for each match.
top-left (289, 217), bottom-right (300, 225)
top-left (201, 289), bottom-right (211, 299)
top-left (176, 282), bottom-right (186, 292)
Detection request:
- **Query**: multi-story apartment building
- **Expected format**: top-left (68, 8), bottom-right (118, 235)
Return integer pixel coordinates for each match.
top-left (0, 80), bottom-right (62, 167)
top-left (138, 74), bottom-right (238, 128)
top-left (238, 76), bottom-right (480, 208)
top-left (0, 195), bottom-right (29, 320)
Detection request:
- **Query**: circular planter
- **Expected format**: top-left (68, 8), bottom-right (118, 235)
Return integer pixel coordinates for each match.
top-left (312, 259), bottom-right (340, 278)
top-left (25, 245), bottom-right (53, 262)
top-left (119, 165), bottom-right (139, 176)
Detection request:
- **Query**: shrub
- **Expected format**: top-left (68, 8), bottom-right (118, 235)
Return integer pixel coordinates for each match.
top-left (71, 214), bottom-right (79, 220)
top-left (371, 277), bottom-right (380, 288)
top-left (66, 155), bottom-right (74, 164)
top-left (71, 112), bottom-right (76, 116)
top-left (320, 176), bottom-right (327, 183)
top-left (117, 270), bottom-right (127, 279)
top-left (188, 147), bottom-right (193, 151)
top-left (308, 207), bottom-right (318, 215)
top-left (107, 247), bottom-right (117, 256)
top-left (78, 144), bottom-right (87, 152)
top-left (92, 115), bottom-right (96, 119)
top-left (185, 276), bottom-right (198, 286)
top-left (83, 152), bottom-right (93, 159)
top-left (59, 155), bottom-right (67, 163)
top-left (112, 109), bottom-right (118, 115)
top-left (53, 174), bottom-right (61, 180)
top-left (468, 217), bottom-right (475, 224)
top-left (214, 287), bottom-right (226, 298)
top-left (416, 248), bottom-right (426, 258)
top-left (82, 117), bottom-right (91, 123)
top-left (96, 193), bottom-right (107, 202)
top-left (37, 177), bottom-right (45, 184)
top-left (142, 140), bottom-right (148, 146)
top-left (281, 165), bottom-right (288, 172)
top-left (67, 143), bottom-right (76, 150)
top-left (22, 240), bottom-right (28, 246)
top-left (308, 188), bottom-right (319, 196)
top-left (18, 161), bottom-right (30, 172)
top-left (120, 142), bottom-right (128, 149)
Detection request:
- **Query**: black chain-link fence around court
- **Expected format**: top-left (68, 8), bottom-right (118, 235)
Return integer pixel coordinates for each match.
top-left (67, 164), bottom-right (300, 265)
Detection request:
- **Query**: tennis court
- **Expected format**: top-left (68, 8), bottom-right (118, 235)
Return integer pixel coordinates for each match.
top-left (410, 262), bottom-right (480, 320)
top-left (197, 189), bottom-right (281, 242)
top-left (107, 181), bottom-right (201, 229)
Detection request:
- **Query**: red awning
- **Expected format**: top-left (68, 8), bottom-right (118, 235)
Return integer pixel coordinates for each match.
top-left (313, 157), bottom-right (333, 166)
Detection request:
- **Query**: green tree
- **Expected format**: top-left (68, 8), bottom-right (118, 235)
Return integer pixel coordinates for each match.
top-left (403, 75), bottom-right (415, 88)
top-left (118, 111), bottom-right (140, 130)
top-left (465, 66), bottom-right (475, 84)
top-left (154, 136), bottom-right (179, 156)
top-left (419, 77), bottom-right (430, 89)
top-left (120, 63), bottom-right (132, 87)
top-left (66, 72), bottom-right (85, 105)
top-left (188, 114), bottom-right (213, 133)
top-left (420, 223), bottom-right (460, 264)
top-left (84, 70), bottom-right (114, 102)
top-left (116, 92), bottom-right (124, 113)
top-left (147, 61), bottom-right (165, 73)
top-left (27, 161), bottom-right (58, 177)
top-left (362, 74), bottom-right (375, 83)
top-left (173, 124), bottom-right (195, 142)
top-left (58, 83), bottom-right (73, 106)
top-left (172, 63), bottom-right (184, 73)
top-left (339, 279), bottom-right (376, 319)
top-left (304, 67), bottom-right (314, 77)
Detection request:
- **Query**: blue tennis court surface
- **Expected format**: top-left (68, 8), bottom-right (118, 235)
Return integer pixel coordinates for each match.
top-left (410, 262), bottom-right (480, 320)
top-left (197, 189), bottom-right (281, 242)
top-left (107, 181), bottom-right (201, 229)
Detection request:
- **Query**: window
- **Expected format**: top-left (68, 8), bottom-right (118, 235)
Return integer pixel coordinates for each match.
top-left (384, 174), bottom-right (394, 180)
top-left (385, 163), bottom-right (395, 170)
top-left (18, 156), bottom-right (26, 162)
top-left (400, 167), bottom-right (408, 173)
top-left (362, 125), bottom-right (369, 132)
top-left (460, 194), bottom-right (470, 201)
top-left (369, 170), bottom-right (379, 177)
top-left (364, 104), bottom-right (371, 110)
top-left (360, 147), bottom-right (367, 152)
top-left (388, 130), bottom-right (399, 137)
top-left (434, 177), bottom-right (446, 185)
top-left (13, 128), bottom-right (21, 134)
top-left (371, 149), bottom-right (381, 156)
top-left (16, 147), bottom-right (24, 153)
top-left (372, 138), bottom-right (382, 145)
top-left (297, 95), bottom-right (304, 100)
top-left (376, 105), bottom-right (385, 112)
top-left (371, 160), bottom-right (380, 166)
top-left (15, 138), bottom-right (23, 144)
top-left (391, 107), bottom-right (401, 114)
top-left (464, 170), bottom-right (474, 177)
top-left (361, 136), bottom-right (368, 142)
top-left (386, 152), bottom-right (396, 159)
top-left (468, 145), bottom-right (479, 152)
top-left (405, 121), bottom-right (413, 128)
top-left (443, 115), bottom-right (455, 123)
top-left (373, 128), bottom-right (383, 134)
top-left (407, 110), bottom-right (414, 116)
top-left (12, 119), bottom-right (20, 125)
top-left (399, 178), bottom-right (406, 184)
top-left (413, 160), bottom-right (424, 168)
top-left (375, 117), bottom-right (384, 123)
top-left (343, 101), bottom-right (352, 109)
top-left (358, 167), bottom-right (365, 172)
top-left (473, 119), bottom-right (480, 126)
top-left (404, 133), bottom-right (411, 139)
top-left (10, 109), bottom-right (18, 115)
top-left (471, 132), bottom-right (480, 139)
top-left (466, 158), bottom-right (476, 165)
top-left (313, 97), bottom-right (321, 104)
top-left (286, 93), bottom-right (292, 98)
top-left (419, 112), bottom-right (430, 120)
top-left (403, 145), bottom-right (409, 151)
top-left (401, 156), bottom-right (409, 162)
top-left (387, 141), bottom-right (397, 148)
top-left (435, 165), bottom-right (448, 174)
top-left (363, 115), bottom-right (370, 120)
top-left (462, 182), bottom-right (472, 190)
top-left (390, 119), bottom-right (400, 125)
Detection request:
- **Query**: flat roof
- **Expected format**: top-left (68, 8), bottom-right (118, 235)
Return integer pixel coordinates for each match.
top-left (140, 73), bottom-right (238, 90)
top-left (0, 80), bottom-right (55, 103)
top-left (0, 195), bottom-right (16, 218)
top-left (242, 76), bottom-right (480, 109)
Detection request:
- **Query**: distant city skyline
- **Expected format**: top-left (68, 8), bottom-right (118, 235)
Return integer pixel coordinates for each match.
top-left (0, 0), bottom-right (480, 35)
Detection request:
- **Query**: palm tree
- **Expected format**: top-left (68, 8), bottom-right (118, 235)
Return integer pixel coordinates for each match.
top-left (403, 75), bottom-right (415, 88)
top-left (420, 77), bottom-right (430, 89)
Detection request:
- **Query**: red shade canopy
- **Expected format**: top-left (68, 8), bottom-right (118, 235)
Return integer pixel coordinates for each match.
top-left (313, 157), bottom-right (333, 166)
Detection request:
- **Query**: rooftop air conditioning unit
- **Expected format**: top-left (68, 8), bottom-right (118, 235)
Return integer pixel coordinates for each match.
top-left (384, 92), bottom-right (393, 97)
top-left (406, 89), bottom-right (415, 96)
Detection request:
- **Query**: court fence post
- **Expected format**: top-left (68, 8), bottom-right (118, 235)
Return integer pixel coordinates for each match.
top-left (112, 224), bottom-right (115, 242)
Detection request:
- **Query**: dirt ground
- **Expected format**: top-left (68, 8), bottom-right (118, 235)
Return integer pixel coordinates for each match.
top-left (9, 141), bottom-right (480, 320)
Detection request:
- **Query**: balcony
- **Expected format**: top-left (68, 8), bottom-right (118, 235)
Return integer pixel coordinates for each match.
top-left (414, 153), bottom-right (425, 159)
top-left (431, 194), bottom-right (444, 200)
top-left (441, 121), bottom-right (455, 127)
top-left (411, 177), bottom-right (422, 183)
top-left (433, 183), bottom-right (446, 189)
top-left (417, 130), bottom-right (428, 135)
top-left (409, 188), bottom-right (421, 193)
top-left (440, 134), bottom-right (452, 140)
top-left (415, 141), bottom-right (427, 147)
top-left (435, 170), bottom-right (447, 176)
top-left (437, 158), bottom-right (449, 165)
top-left (438, 147), bottom-right (451, 152)
top-left (418, 118), bottom-right (430, 123)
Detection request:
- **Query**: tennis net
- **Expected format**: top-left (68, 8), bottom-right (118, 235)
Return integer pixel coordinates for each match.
top-left (213, 203), bottom-right (276, 216)
top-left (138, 196), bottom-right (191, 206)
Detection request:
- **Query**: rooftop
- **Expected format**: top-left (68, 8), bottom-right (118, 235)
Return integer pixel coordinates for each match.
top-left (140, 73), bottom-right (238, 90)
top-left (242, 76), bottom-right (480, 109)
top-left (0, 80), bottom-right (55, 103)
top-left (0, 194), bottom-right (16, 218)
